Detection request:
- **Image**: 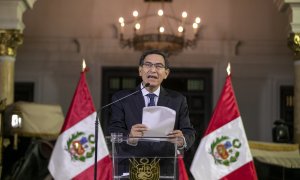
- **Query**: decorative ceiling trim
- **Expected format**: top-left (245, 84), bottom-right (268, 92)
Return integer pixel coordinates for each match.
top-left (23, 0), bottom-right (38, 9)
top-left (273, 0), bottom-right (289, 12)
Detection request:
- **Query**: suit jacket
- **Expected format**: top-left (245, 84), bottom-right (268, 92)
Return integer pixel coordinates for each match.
top-left (108, 85), bottom-right (195, 150)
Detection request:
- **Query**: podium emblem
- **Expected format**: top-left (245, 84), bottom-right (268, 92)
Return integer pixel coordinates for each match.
top-left (129, 158), bottom-right (160, 180)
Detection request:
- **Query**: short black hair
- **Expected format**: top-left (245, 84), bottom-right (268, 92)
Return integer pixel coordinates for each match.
top-left (139, 49), bottom-right (170, 69)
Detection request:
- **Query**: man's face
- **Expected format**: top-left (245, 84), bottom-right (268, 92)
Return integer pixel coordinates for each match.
top-left (139, 54), bottom-right (170, 91)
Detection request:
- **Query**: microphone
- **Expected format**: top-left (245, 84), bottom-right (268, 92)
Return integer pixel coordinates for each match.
top-left (93, 82), bottom-right (150, 180)
top-left (99, 82), bottom-right (150, 110)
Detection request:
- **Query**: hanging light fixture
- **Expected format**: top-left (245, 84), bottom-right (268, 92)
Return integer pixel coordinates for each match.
top-left (117, 0), bottom-right (201, 54)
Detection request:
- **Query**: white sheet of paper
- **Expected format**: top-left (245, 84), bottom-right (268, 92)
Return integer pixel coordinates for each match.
top-left (142, 106), bottom-right (176, 137)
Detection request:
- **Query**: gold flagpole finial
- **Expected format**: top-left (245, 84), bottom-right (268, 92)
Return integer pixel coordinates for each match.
top-left (226, 62), bottom-right (231, 75)
top-left (82, 59), bottom-right (86, 72)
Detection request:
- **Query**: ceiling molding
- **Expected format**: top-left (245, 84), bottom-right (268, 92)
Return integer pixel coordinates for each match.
top-left (273, 0), bottom-right (289, 12)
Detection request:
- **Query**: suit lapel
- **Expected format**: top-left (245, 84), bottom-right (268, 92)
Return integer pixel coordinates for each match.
top-left (132, 86), bottom-right (145, 123)
top-left (158, 87), bottom-right (170, 107)
top-left (133, 91), bottom-right (145, 109)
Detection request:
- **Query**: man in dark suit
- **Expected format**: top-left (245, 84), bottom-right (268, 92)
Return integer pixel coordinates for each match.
top-left (108, 49), bottom-right (195, 178)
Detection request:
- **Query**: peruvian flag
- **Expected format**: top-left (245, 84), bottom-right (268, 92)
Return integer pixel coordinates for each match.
top-left (48, 68), bottom-right (112, 180)
top-left (190, 70), bottom-right (257, 180)
top-left (178, 155), bottom-right (189, 180)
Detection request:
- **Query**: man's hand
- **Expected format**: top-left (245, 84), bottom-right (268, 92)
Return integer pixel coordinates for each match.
top-left (127, 124), bottom-right (148, 145)
top-left (167, 130), bottom-right (185, 148)
top-left (129, 124), bottom-right (148, 137)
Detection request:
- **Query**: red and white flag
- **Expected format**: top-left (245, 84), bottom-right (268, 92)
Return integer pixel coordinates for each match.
top-left (190, 71), bottom-right (257, 180)
top-left (48, 68), bottom-right (112, 180)
top-left (178, 155), bottom-right (189, 180)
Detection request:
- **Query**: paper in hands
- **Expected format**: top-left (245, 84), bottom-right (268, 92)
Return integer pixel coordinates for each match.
top-left (142, 106), bottom-right (176, 137)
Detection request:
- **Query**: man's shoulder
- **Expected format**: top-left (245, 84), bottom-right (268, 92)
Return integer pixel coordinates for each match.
top-left (162, 88), bottom-right (185, 98)
top-left (112, 89), bottom-right (137, 98)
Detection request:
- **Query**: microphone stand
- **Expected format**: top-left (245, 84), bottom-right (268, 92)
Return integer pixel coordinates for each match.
top-left (93, 83), bottom-right (149, 180)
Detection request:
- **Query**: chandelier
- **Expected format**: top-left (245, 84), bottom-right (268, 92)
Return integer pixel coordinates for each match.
top-left (117, 0), bottom-right (201, 54)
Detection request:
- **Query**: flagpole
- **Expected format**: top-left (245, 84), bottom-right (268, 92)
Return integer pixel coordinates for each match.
top-left (94, 112), bottom-right (99, 180)
top-left (227, 62), bottom-right (231, 76)
top-left (82, 59), bottom-right (99, 180)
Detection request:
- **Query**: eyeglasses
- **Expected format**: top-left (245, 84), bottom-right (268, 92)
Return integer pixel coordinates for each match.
top-left (142, 62), bottom-right (166, 70)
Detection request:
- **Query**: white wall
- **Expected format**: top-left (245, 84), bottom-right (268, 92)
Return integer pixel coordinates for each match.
top-left (14, 0), bottom-right (294, 142)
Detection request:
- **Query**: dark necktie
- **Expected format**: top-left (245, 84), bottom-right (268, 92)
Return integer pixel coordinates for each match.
top-left (146, 93), bottom-right (156, 106)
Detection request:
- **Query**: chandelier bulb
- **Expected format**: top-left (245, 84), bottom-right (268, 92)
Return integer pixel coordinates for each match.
top-left (159, 26), bottom-right (165, 33)
top-left (178, 26), bottom-right (184, 33)
top-left (133, 10), bottom-right (139, 17)
top-left (182, 11), bottom-right (188, 18)
top-left (119, 17), bottom-right (124, 24)
top-left (195, 17), bottom-right (201, 24)
top-left (158, 9), bottom-right (164, 16)
top-left (135, 23), bottom-right (141, 30)
top-left (193, 23), bottom-right (198, 29)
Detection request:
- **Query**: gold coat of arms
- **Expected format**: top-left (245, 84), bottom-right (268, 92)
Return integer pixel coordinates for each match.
top-left (129, 158), bottom-right (160, 180)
